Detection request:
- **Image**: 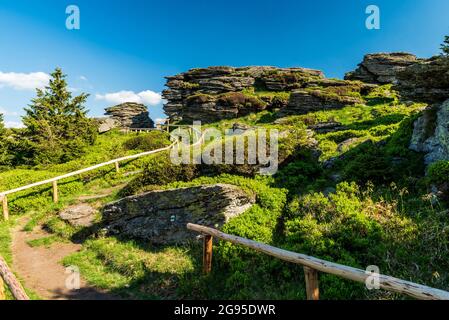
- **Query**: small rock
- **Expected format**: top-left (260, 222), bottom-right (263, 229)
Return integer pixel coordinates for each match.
top-left (59, 203), bottom-right (98, 227)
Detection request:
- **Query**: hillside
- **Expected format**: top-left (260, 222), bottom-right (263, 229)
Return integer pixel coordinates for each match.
top-left (1, 52), bottom-right (449, 300)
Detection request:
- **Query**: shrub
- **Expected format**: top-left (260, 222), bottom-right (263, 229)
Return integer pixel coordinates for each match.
top-left (123, 131), bottom-right (171, 151)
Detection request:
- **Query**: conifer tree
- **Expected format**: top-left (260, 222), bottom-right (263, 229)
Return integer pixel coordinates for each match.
top-left (441, 35), bottom-right (449, 56)
top-left (22, 68), bottom-right (97, 164)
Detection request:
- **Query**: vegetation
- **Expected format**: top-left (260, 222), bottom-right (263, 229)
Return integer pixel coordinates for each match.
top-left (441, 35), bottom-right (449, 56)
top-left (21, 68), bottom-right (97, 165)
top-left (2, 61), bottom-right (449, 301)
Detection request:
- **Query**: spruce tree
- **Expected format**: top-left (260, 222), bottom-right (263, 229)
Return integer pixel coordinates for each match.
top-left (0, 113), bottom-right (9, 166)
top-left (441, 35), bottom-right (449, 56)
top-left (22, 68), bottom-right (97, 164)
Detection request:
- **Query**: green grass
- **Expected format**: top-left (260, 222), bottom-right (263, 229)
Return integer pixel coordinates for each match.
top-left (3, 88), bottom-right (449, 300)
top-left (26, 235), bottom-right (66, 248)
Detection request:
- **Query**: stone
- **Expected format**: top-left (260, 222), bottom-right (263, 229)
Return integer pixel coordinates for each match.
top-left (395, 56), bottom-right (449, 103)
top-left (277, 89), bottom-right (364, 117)
top-left (104, 103), bottom-right (154, 128)
top-left (59, 203), bottom-right (98, 227)
top-left (345, 53), bottom-right (419, 84)
top-left (162, 66), bottom-right (325, 123)
top-left (95, 117), bottom-right (118, 133)
top-left (101, 184), bottom-right (255, 244)
top-left (409, 100), bottom-right (449, 165)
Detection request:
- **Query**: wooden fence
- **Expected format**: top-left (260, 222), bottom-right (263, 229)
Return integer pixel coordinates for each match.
top-left (187, 223), bottom-right (449, 300)
top-left (0, 125), bottom-right (204, 221)
top-left (0, 255), bottom-right (29, 300)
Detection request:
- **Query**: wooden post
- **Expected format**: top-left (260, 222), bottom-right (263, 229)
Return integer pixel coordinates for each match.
top-left (203, 235), bottom-right (213, 274)
top-left (0, 256), bottom-right (29, 300)
top-left (115, 161), bottom-right (120, 173)
top-left (166, 119), bottom-right (170, 133)
top-left (52, 181), bottom-right (59, 203)
top-left (0, 276), bottom-right (5, 300)
top-left (304, 266), bottom-right (319, 300)
top-left (2, 195), bottom-right (8, 221)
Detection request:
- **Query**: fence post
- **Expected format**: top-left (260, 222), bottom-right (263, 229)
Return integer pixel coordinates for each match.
top-left (115, 161), bottom-right (120, 173)
top-left (0, 276), bottom-right (5, 300)
top-left (203, 235), bottom-right (213, 274)
top-left (304, 266), bottom-right (319, 300)
top-left (1, 195), bottom-right (8, 221)
top-left (52, 181), bottom-right (59, 203)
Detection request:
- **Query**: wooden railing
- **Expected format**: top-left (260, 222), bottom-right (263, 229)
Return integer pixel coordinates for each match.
top-left (0, 125), bottom-right (205, 221)
top-left (0, 255), bottom-right (29, 300)
top-left (187, 223), bottom-right (449, 300)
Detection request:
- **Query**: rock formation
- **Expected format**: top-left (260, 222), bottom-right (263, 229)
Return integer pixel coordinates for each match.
top-left (346, 53), bottom-right (449, 104)
top-left (104, 103), bottom-right (154, 129)
top-left (101, 184), bottom-right (255, 244)
top-left (345, 53), bottom-right (419, 84)
top-left (163, 66), bottom-right (375, 122)
top-left (95, 117), bottom-right (118, 134)
top-left (410, 100), bottom-right (449, 165)
top-left (395, 56), bottom-right (449, 103)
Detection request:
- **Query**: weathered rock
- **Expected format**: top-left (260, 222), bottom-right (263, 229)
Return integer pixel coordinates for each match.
top-left (278, 89), bottom-right (364, 117)
top-left (395, 56), bottom-right (449, 103)
top-left (104, 103), bottom-right (155, 128)
top-left (95, 117), bottom-right (118, 133)
top-left (163, 66), bottom-right (325, 122)
top-left (410, 100), bottom-right (449, 165)
top-left (102, 184), bottom-right (255, 244)
top-left (345, 53), bottom-right (419, 84)
top-left (59, 203), bottom-right (98, 227)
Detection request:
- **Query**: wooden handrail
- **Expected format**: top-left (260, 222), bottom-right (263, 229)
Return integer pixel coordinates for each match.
top-left (187, 223), bottom-right (449, 300)
top-left (0, 126), bottom-right (205, 220)
top-left (0, 255), bottom-right (29, 300)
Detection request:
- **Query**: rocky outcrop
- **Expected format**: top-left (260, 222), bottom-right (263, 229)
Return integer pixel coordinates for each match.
top-left (346, 53), bottom-right (449, 104)
top-left (101, 184), bottom-right (255, 244)
top-left (163, 66), bottom-right (376, 122)
top-left (104, 103), bottom-right (154, 129)
top-left (345, 53), bottom-right (419, 84)
top-left (278, 88), bottom-right (365, 117)
top-left (59, 203), bottom-right (97, 227)
top-left (410, 100), bottom-right (449, 165)
top-left (95, 117), bottom-right (118, 133)
top-left (395, 56), bottom-right (449, 103)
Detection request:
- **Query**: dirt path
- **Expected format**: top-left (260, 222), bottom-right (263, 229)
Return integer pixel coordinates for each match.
top-left (11, 221), bottom-right (117, 300)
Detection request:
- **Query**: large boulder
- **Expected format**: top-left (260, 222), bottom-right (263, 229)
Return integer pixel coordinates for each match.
top-left (345, 53), bottom-right (419, 84)
top-left (162, 66), bottom-right (325, 122)
top-left (395, 56), bottom-right (449, 103)
top-left (163, 66), bottom-right (376, 123)
top-left (104, 103), bottom-right (154, 128)
top-left (101, 184), bottom-right (255, 244)
top-left (410, 100), bottom-right (449, 165)
top-left (278, 88), bottom-right (364, 117)
top-left (95, 117), bottom-right (118, 133)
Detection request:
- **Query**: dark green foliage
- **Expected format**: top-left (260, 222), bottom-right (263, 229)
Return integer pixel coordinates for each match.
top-left (123, 131), bottom-right (171, 151)
top-left (121, 152), bottom-right (198, 196)
top-left (441, 35), bottom-right (449, 56)
top-left (22, 68), bottom-right (98, 165)
top-left (0, 114), bottom-right (8, 166)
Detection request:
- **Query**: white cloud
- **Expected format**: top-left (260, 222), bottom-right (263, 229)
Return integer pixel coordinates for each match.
top-left (5, 121), bottom-right (24, 128)
top-left (95, 90), bottom-right (162, 106)
top-left (155, 118), bottom-right (168, 124)
top-left (79, 75), bottom-right (88, 81)
top-left (0, 107), bottom-right (19, 116)
top-left (0, 71), bottom-right (50, 91)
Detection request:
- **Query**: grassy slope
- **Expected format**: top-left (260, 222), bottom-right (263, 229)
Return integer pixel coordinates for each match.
top-left (0, 130), bottom-right (171, 299)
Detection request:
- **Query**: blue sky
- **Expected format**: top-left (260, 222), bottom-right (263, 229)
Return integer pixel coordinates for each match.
top-left (1, 0), bottom-right (448, 127)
